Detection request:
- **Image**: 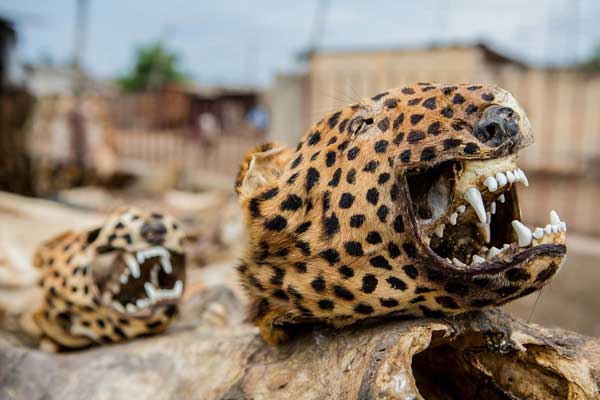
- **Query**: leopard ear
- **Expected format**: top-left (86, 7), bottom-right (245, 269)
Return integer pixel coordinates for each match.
top-left (235, 142), bottom-right (293, 200)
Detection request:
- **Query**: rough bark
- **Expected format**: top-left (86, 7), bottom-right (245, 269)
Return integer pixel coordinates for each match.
top-left (1, 286), bottom-right (599, 400)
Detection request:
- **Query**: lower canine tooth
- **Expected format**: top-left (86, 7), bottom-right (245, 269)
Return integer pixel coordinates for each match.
top-left (464, 187), bottom-right (487, 224)
top-left (550, 210), bottom-right (561, 225)
top-left (512, 220), bottom-right (532, 247)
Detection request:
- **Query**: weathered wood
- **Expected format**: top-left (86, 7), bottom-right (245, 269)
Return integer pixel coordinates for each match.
top-left (1, 286), bottom-right (599, 400)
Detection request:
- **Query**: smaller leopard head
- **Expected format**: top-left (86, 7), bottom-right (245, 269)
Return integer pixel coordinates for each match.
top-left (33, 207), bottom-right (186, 349)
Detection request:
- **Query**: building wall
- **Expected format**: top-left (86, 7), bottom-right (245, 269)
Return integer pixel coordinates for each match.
top-left (269, 73), bottom-right (307, 146)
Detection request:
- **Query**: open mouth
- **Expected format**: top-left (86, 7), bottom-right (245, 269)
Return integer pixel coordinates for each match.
top-left (93, 247), bottom-right (185, 317)
top-left (406, 155), bottom-right (566, 268)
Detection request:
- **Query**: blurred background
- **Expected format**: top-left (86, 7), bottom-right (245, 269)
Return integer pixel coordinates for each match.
top-left (0, 0), bottom-right (599, 338)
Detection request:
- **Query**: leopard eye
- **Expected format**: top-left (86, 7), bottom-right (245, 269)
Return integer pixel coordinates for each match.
top-left (350, 117), bottom-right (374, 137)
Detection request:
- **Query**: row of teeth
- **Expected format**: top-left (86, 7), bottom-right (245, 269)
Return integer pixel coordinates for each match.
top-left (464, 168), bottom-right (528, 226)
top-left (105, 247), bottom-right (178, 313)
top-left (109, 280), bottom-right (183, 313)
top-left (446, 210), bottom-right (566, 267)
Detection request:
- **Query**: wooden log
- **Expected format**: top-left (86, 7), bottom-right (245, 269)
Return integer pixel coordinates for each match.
top-left (1, 286), bottom-right (599, 400)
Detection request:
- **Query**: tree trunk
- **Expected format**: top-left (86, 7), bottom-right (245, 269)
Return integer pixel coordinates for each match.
top-left (1, 286), bottom-right (599, 400)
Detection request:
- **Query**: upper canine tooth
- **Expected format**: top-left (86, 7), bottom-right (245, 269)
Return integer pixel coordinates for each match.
top-left (533, 227), bottom-right (544, 239)
top-left (484, 176), bottom-right (498, 192)
top-left (136, 252), bottom-right (145, 264)
top-left (512, 220), bottom-right (532, 247)
top-left (124, 253), bottom-right (141, 279)
top-left (506, 170), bottom-right (515, 183)
top-left (465, 188), bottom-right (487, 224)
top-left (160, 256), bottom-right (173, 274)
top-left (495, 172), bottom-right (507, 187)
top-left (517, 169), bottom-right (529, 187)
top-left (550, 210), bottom-right (561, 225)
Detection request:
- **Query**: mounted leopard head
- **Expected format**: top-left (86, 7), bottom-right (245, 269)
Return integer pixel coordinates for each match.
top-left (235, 83), bottom-right (567, 345)
top-left (33, 207), bottom-right (186, 350)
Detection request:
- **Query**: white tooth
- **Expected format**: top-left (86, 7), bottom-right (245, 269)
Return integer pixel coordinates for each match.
top-left (502, 244), bottom-right (510, 250)
top-left (545, 224), bottom-right (552, 234)
top-left (112, 301), bottom-right (125, 313)
top-left (551, 225), bottom-right (559, 234)
top-left (144, 282), bottom-right (157, 300)
top-left (452, 257), bottom-right (467, 267)
top-left (464, 188), bottom-right (487, 224)
top-left (477, 223), bottom-right (491, 243)
top-left (512, 169), bottom-right (521, 182)
top-left (136, 299), bottom-right (147, 308)
top-left (490, 202), bottom-right (496, 214)
top-left (457, 205), bottom-right (466, 214)
top-left (506, 170), bottom-right (515, 183)
top-left (126, 303), bottom-right (137, 313)
top-left (445, 258), bottom-right (454, 265)
top-left (560, 221), bottom-right (567, 232)
top-left (488, 246), bottom-right (502, 259)
top-left (550, 210), bottom-right (561, 225)
top-left (449, 213), bottom-right (458, 225)
top-left (495, 172), bottom-right (507, 187)
top-left (512, 220), bottom-right (532, 247)
top-left (472, 255), bottom-right (486, 264)
top-left (498, 194), bottom-right (506, 203)
top-left (435, 223), bottom-right (445, 238)
top-left (533, 227), bottom-right (544, 239)
top-left (124, 253), bottom-right (141, 279)
top-left (173, 280), bottom-right (183, 296)
top-left (136, 252), bottom-right (145, 264)
top-left (517, 169), bottom-right (529, 187)
top-left (160, 256), bottom-right (173, 274)
top-left (120, 273), bottom-right (128, 284)
top-left (484, 176), bottom-right (498, 192)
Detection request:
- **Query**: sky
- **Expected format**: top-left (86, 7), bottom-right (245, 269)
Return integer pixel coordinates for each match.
top-left (2, 0), bottom-right (600, 87)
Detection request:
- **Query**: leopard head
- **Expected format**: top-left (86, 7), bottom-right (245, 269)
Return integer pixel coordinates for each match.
top-left (234, 83), bottom-right (567, 345)
top-left (33, 207), bottom-right (186, 349)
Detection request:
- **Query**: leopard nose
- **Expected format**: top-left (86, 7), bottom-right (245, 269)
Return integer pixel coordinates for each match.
top-left (141, 221), bottom-right (167, 245)
top-left (474, 105), bottom-right (520, 147)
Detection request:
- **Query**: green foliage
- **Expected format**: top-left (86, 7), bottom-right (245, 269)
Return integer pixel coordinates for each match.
top-left (117, 42), bottom-right (187, 92)
top-left (582, 44), bottom-right (600, 70)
